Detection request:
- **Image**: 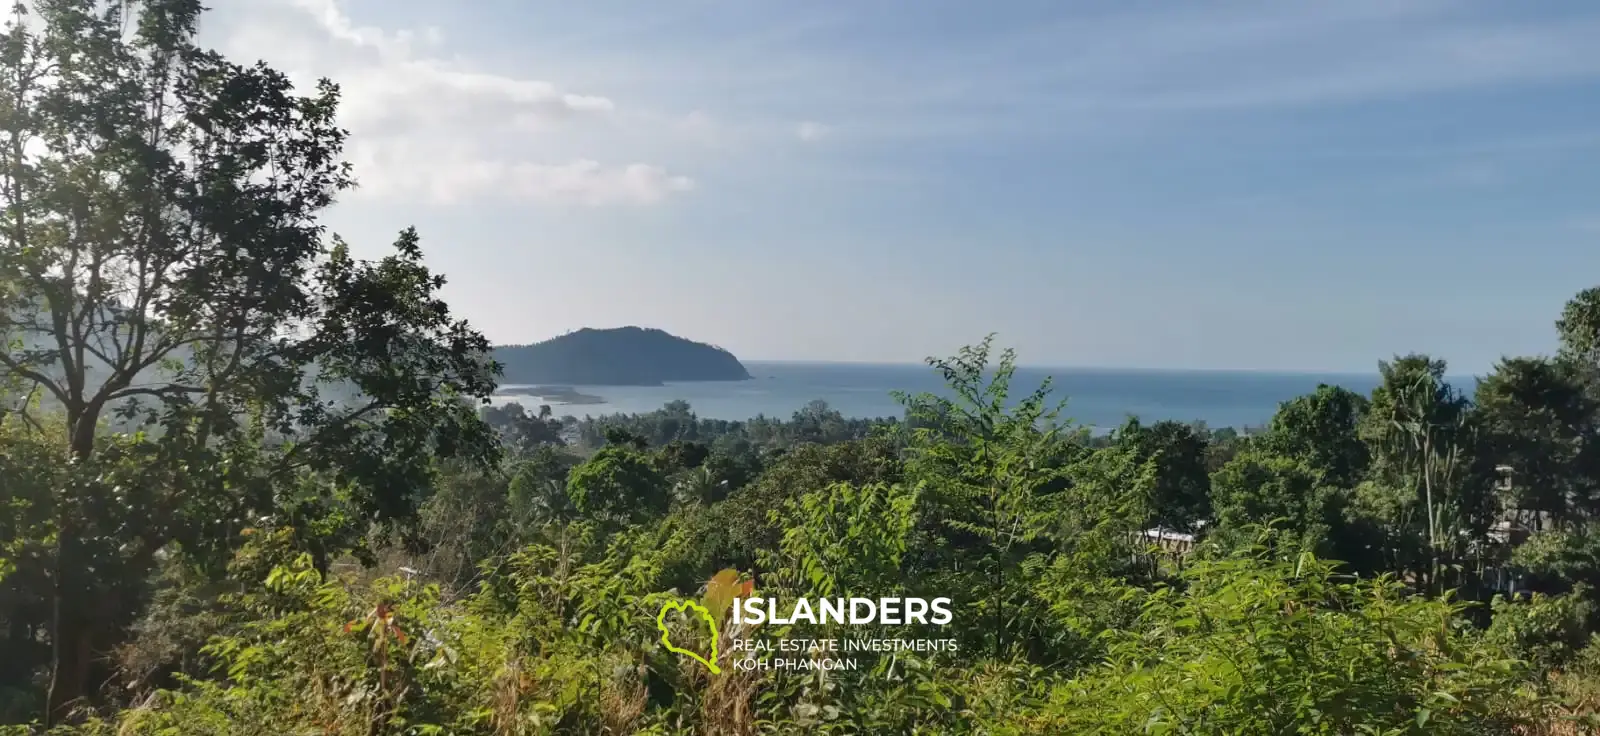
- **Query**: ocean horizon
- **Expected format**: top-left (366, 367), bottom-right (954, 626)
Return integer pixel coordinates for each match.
top-left (490, 360), bottom-right (1479, 432)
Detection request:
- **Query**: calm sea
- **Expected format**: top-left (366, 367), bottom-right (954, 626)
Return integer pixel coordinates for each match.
top-left (491, 361), bottom-right (1480, 433)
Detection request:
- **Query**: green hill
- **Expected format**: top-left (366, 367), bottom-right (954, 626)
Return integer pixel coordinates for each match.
top-left (493, 327), bottom-right (751, 386)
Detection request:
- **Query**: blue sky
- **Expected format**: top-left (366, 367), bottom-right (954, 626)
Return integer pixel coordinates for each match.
top-left (209, 0), bottom-right (1600, 374)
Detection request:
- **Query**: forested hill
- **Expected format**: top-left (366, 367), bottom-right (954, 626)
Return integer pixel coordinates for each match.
top-left (493, 326), bottom-right (752, 385)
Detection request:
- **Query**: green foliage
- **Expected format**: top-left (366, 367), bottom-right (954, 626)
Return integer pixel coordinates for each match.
top-left (506, 447), bottom-right (581, 526)
top-left (1114, 418), bottom-right (1213, 532)
top-left (1514, 526), bottom-right (1600, 595)
top-left (720, 435), bottom-right (902, 564)
top-left (1360, 355), bottom-right (1492, 594)
top-left (774, 481), bottom-right (921, 598)
top-left (570, 399), bottom-right (895, 453)
top-left (1476, 357), bottom-right (1600, 521)
top-left (1558, 287), bottom-right (1600, 369)
top-left (13, 334), bottom-right (1600, 733)
top-left (566, 445), bottom-right (669, 525)
top-left (480, 403), bottom-right (567, 452)
top-left (1210, 450), bottom-right (1347, 557)
top-left (1486, 589), bottom-right (1595, 674)
top-left (895, 335), bottom-right (1082, 659)
top-left (1034, 547), bottom-right (1538, 735)
top-left (1257, 384), bottom-right (1371, 489)
top-left (0, 0), bottom-right (498, 722)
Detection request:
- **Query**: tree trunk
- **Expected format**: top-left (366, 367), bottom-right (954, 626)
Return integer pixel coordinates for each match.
top-left (44, 590), bottom-right (93, 726)
top-left (45, 543), bottom-right (158, 726)
top-left (44, 406), bottom-right (110, 726)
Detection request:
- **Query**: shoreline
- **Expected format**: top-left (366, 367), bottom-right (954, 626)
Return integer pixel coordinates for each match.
top-left (493, 385), bottom-right (608, 405)
top-left (487, 365), bottom-right (1384, 430)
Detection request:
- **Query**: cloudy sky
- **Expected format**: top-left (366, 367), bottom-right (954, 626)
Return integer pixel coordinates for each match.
top-left (205, 0), bottom-right (1600, 374)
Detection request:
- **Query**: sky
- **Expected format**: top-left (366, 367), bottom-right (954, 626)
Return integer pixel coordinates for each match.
top-left (202, 0), bottom-right (1600, 375)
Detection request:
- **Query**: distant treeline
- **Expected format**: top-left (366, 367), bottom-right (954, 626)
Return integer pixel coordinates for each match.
top-left (490, 396), bottom-right (1258, 461)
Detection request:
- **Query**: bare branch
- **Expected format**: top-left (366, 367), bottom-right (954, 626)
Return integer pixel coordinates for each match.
top-left (0, 350), bottom-right (68, 405)
top-left (105, 384), bottom-right (205, 402)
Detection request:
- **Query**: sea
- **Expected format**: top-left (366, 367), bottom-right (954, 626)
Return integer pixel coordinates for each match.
top-left (491, 361), bottom-right (1481, 434)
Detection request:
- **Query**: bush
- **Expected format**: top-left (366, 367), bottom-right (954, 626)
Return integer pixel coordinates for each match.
top-left (1486, 587), bottom-right (1596, 674)
top-left (1027, 549), bottom-right (1541, 735)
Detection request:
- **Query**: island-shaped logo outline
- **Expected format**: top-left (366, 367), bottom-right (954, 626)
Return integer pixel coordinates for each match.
top-left (657, 599), bottom-right (722, 674)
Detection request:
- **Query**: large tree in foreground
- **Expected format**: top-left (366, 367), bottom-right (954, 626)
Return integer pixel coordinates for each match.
top-left (0, 0), bottom-right (497, 722)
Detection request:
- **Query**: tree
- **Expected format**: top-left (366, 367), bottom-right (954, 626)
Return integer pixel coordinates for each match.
top-left (601, 426), bottom-right (649, 450)
top-left (1257, 384), bottom-right (1370, 490)
top-left (566, 444), bottom-right (667, 524)
top-left (1209, 450), bottom-right (1346, 557)
top-left (670, 464), bottom-right (728, 506)
top-left (1115, 417), bottom-right (1212, 532)
top-left (792, 399), bottom-right (846, 443)
top-left (1359, 355), bottom-right (1489, 593)
top-left (1511, 524), bottom-right (1600, 596)
top-left (0, 1), bottom-right (496, 721)
top-left (507, 446), bottom-right (580, 527)
top-left (654, 439), bottom-right (710, 475)
top-left (0, 412), bottom-right (62, 713)
top-left (894, 335), bottom-right (1074, 658)
top-left (1475, 357), bottom-right (1600, 525)
top-left (414, 462), bottom-right (517, 588)
top-left (1203, 425), bottom-right (1251, 473)
top-left (481, 402), bottom-right (565, 451)
top-left (720, 434), bottom-right (902, 565)
top-left (1557, 287), bottom-right (1600, 370)
top-left (773, 481), bottom-right (921, 600)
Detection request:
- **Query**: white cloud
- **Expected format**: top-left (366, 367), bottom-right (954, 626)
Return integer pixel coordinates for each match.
top-left (344, 138), bottom-right (693, 205)
top-left (796, 121), bottom-right (830, 142)
top-left (200, 0), bottom-right (1600, 203)
top-left (213, 0), bottom-right (692, 206)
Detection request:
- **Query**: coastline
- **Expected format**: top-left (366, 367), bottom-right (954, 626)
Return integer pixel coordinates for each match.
top-left (487, 363), bottom-right (1478, 430)
top-left (495, 385), bottom-right (608, 405)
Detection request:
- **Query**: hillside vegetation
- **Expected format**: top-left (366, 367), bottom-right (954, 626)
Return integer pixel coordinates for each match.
top-left (495, 327), bottom-right (752, 386)
top-left (9, 3), bottom-right (1600, 735)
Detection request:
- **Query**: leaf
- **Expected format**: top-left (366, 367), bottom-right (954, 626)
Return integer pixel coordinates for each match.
top-left (704, 568), bottom-right (741, 624)
top-left (422, 646), bottom-right (458, 671)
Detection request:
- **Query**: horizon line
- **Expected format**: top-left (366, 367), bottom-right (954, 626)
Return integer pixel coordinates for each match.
top-left (741, 358), bottom-right (1486, 378)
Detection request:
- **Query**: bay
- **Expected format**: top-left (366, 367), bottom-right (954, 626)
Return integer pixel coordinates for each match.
top-left (491, 361), bottom-right (1479, 433)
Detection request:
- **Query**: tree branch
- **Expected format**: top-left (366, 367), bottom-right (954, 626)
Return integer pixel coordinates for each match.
top-left (104, 384), bottom-right (206, 402)
top-left (0, 351), bottom-right (69, 406)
